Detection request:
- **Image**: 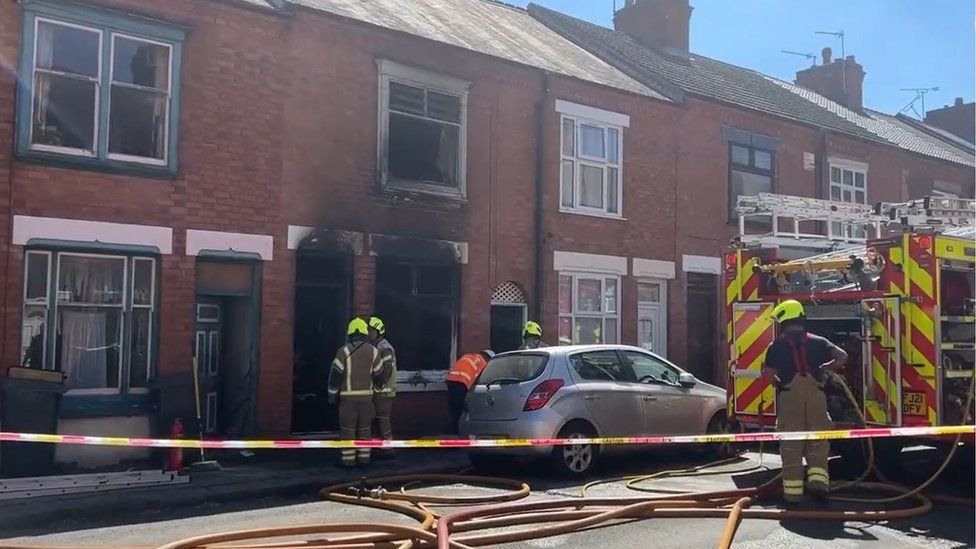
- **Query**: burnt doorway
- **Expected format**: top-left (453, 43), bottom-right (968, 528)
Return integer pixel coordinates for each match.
top-left (194, 259), bottom-right (260, 437)
top-left (490, 282), bottom-right (528, 353)
top-left (686, 272), bottom-right (718, 383)
top-left (375, 260), bottom-right (458, 373)
top-left (291, 253), bottom-right (351, 434)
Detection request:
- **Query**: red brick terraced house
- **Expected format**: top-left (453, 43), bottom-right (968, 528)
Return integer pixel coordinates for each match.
top-left (0, 0), bottom-right (972, 468)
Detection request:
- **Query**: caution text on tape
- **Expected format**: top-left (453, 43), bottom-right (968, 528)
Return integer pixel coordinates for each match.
top-left (0, 425), bottom-right (972, 449)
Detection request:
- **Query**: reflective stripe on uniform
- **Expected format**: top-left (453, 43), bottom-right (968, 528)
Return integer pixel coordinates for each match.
top-left (807, 467), bottom-right (829, 484)
top-left (783, 479), bottom-right (804, 496)
top-left (342, 389), bottom-right (373, 397)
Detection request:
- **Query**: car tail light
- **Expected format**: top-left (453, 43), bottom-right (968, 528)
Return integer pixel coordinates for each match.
top-left (524, 379), bottom-right (564, 411)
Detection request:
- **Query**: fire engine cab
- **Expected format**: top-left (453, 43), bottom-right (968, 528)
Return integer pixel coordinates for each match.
top-left (725, 193), bottom-right (975, 437)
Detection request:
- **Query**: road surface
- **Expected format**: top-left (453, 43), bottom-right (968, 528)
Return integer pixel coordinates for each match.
top-left (2, 446), bottom-right (973, 548)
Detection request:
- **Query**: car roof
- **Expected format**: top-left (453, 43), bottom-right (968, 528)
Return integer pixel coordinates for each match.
top-left (496, 344), bottom-right (659, 357)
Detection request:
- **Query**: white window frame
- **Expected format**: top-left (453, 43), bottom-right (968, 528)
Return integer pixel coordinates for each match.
top-left (53, 252), bottom-right (127, 396)
top-left (559, 114), bottom-right (624, 218)
top-left (829, 158), bottom-right (869, 238)
top-left (29, 17), bottom-right (103, 158)
top-left (558, 272), bottom-right (620, 345)
top-left (22, 251), bottom-right (157, 396)
top-left (376, 60), bottom-right (469, 199)
top-left (105, 32), bottom-right (173, 166)
top-left (28, 18), bottom-right (175, 166)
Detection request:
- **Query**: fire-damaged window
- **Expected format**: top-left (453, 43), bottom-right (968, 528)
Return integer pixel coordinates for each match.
top-left (378, 60), bottom-right (468, 197)
top-left (375, 260), bottom-right (458, 373)
top-left (16, 2), bottom-right (184, 173)
top-left (21, 250), bottom-right (157, 394)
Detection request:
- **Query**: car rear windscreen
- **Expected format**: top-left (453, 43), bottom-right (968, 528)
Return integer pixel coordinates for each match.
top-left (476, 354), bottom-right (549, 385)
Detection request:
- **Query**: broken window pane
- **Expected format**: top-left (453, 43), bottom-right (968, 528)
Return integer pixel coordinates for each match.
top-left (579, 124), bottom-right (604, 158)
top-left (32, 73), bottom-right (97, 150)
top-left (562, 118), bottom-right (575, 156)
top-left (561, 160), bottom-right (574, 208)
top-left (388, 113), bottom-right (459, 187)
top-left (580, 165), bottom-right (604, 208)
top-left (113, 37), bottom-right (169, 89)
top-left (427, 91), bottom-right (461, 123)
top-left (389, 82), bottom-right (425, 116)
top-left (109, 86), bottom-right (166, 159)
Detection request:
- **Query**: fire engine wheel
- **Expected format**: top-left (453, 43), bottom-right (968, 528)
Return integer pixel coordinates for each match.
top-left (707, 413), bottom-right (741, 460)
top-left (551, 421), bottom-right (598, 477)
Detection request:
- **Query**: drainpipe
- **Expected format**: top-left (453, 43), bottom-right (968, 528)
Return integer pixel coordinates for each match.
top-left (533, 72), bottom-right (551, 321)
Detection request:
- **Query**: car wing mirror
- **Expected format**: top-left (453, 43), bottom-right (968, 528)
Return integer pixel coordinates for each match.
top-left (678, 372), bottom-right (697, 387)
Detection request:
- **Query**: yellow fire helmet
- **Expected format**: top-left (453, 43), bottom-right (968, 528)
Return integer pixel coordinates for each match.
top-left (368, 316), bottom-right (386, 335)
top-left (772, 300), bottom-right (805, 323)
top-left (347, 317), bottom-right (370, 337)
top-left (523, 321), bottom-right (543, 338)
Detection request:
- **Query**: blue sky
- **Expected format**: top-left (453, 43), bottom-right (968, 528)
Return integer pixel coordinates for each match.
top-left (514, 0), bottom-right (975, 116)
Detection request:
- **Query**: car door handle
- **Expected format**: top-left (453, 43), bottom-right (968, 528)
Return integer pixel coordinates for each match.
top-left (584, 395), bottom-right (600, 401)
top-left (642, 395), bottom-right (658, 401)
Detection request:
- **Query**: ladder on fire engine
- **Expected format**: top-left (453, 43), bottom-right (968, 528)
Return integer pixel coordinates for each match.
top-left (734, 192), bottom-right (886, 251)
top-left (877, 196), bottom-right (976, 231)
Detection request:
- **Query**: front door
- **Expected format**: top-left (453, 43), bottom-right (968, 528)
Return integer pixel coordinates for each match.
top-left (861, 297), bottom-right (902, 426)
top-left (194, 301), bottom-right (222, 434)
top-left (490, 304), bottom-right (525, 353)
top-left (637, 280), bottom-right (666, 355)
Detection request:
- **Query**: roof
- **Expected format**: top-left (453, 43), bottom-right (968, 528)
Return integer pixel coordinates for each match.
top-left (528, 4), bottom-right (975, 169)
top-left (285, 0), bottom-right (666, 100)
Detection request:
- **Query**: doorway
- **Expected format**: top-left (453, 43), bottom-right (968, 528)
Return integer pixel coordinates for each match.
top-left (291, 253), bottom-right (351, 434)
top-left (194, 259), bottom-right (260, 437)
top-left (637, 280), bottom-right (667, 355)
top-left (686, 272), bottom-right (718, 383)
top-left (489, 281), bottom-right (528, 353)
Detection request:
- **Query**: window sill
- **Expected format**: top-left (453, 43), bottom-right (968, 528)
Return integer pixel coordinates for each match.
top-left (559, 208), bottom-right (626, 221)
top-left (16, 147), bottom-right (178, 180)
top-left (382, 179), bottom-right (467, 204)
top-left (60, 392), bottom-right (155, 419)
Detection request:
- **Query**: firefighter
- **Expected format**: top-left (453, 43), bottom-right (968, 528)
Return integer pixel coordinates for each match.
top-left (328, 318), bottom-right (390, 467)
top-left (521, 321), bottom-right (548, 349)
top-left (445, 349), bottom-right (494, 433)
top-left (368, 316), bottom-right (397, 460)
top-left (762, 300), bottom-right (848, 505)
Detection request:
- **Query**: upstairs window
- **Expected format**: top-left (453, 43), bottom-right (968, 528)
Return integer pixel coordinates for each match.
top-left (556, 100), bottom-right (628, 218)
top-left (728, 143), bottom-right (774, 219)
top-left (17, 2), bottom-right (184, 173)
top-left (378, 61), bottom-right (468, 198)
top-left (829, 160), bottom-right (868, 238)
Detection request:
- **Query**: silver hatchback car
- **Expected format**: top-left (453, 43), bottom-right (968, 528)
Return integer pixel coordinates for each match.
top-left (459, 345), bottom-right (731, 476)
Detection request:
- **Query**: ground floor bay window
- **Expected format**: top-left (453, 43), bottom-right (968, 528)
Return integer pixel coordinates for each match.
top-left (558, 273), bottom-right (619, 345)
top-left (21, 250), bottom-right (156, 396)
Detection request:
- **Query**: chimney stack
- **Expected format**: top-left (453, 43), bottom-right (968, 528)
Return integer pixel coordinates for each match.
top-left (613, 0), bottom-right (693, 54)
top-left (925, 97), bottom-right (975, 143)
top-left (795, 52), bottom-right (866, 112)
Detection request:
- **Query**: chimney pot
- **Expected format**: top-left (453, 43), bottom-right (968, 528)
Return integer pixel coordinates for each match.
top-left (846, 55), bottom-right (855, 62)
top-left (955, 97), bottom-right (964, 106)
top-left (821, 47), bottom-right (832, 65)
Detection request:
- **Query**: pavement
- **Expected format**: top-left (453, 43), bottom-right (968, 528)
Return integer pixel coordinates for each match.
top-left (0, 447), bottom-right (470, 535)
top-left (0, 445), bottom-right (973, 548)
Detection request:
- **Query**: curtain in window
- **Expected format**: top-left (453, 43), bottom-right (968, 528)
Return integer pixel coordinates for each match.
top-left (59, 256), bottom-right (123, 304)
top-left (60, 309), bottom-right (109, 389)
top-left (33, 23), bottom-right (55, 128)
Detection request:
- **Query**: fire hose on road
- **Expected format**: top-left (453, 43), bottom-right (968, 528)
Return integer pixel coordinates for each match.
top-left (2, 375), bottom-right (973, 549)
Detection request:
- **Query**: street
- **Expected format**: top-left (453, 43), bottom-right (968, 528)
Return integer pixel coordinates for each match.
top-left (2, 445), bottom-right (973, 548)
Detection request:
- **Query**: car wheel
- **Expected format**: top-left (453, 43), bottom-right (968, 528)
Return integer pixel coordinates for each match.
top-left (550, 421), bottom-right (598, 477)
top-left (707, 413), bottom-right (740, 460)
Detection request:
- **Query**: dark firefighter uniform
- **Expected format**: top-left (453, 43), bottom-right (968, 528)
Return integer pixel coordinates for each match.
top-left (328, 318), bottom-right (392, 467)
top-left (368, 316), bottom-right (397, 458)
top-left (763, 300), bottom-right (847, 503)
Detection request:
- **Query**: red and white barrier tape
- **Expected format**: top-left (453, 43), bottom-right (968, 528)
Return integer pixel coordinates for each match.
top-left (0, 425), bottom-right (972, 449)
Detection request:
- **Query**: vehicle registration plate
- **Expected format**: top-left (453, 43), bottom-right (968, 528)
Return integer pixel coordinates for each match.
top-left (902, 391), bottom-right (926, 416)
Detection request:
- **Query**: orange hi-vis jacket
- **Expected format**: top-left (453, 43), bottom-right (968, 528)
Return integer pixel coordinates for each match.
top-left (446, 353), bottom-right (489, 390)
